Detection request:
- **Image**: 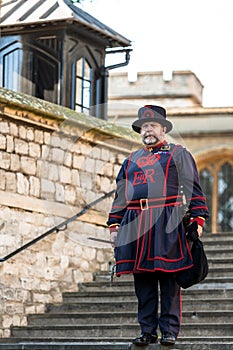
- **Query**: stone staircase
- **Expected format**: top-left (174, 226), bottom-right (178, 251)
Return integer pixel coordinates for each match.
top-left (0, 233), bottom-right (233, 349)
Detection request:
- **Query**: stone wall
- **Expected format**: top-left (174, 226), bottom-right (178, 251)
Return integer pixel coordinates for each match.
top-left (0, 88), bottom-right (140, 337)
top-left (108, 70), bottom-right (203, 122)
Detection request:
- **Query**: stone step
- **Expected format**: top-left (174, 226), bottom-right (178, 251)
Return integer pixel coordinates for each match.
top-left (207, 267), bottom-right (233, 277)
top-left (95, 264), bottom-right (233, 282)
top-left (27, 310), bottom-right (233, 326)
top-left (208, 258), bottom-right (233, 268)
top-left (46, 297), bottom-right (233, 313)
top-left (0, 339), bottom-right (233, 350)
top-left (1, 233), bottom-right (233, 350)
top-left (202, 232), bottom-right (233, 242)
top-left (82, 269), bottom-right (233, 291)
top-left (205, 246), bottom-right (233, 254)
top-left (10, 322), bottom-right (233, 338)
top-left (178, 323), bottom-right (233, 337)
top-left (62, 290), bottom-right (136, 302)
top-left (1, 335), bottom-right (233, 344)
top-left (93, 272), bottom-right (133, 283)
top-left (62, 286), bottom-right (233, 303)
top-left (28, 312), bottom-right (139, 326)
top-left (0, 342), bottom-right (130, 350)
top-left (203, 239), bottom-right (233, 245)
top-left (205, 249), bottom-right (233, 258)
top-left (201, 276), bottom-right (233, 283)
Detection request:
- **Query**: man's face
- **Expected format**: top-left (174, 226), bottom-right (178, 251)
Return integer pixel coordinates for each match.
top-left (140, 121), bottom-right (166, 146)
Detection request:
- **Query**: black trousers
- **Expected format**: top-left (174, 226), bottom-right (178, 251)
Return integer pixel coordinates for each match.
top-left (133, 272), bottom-right (181, 337)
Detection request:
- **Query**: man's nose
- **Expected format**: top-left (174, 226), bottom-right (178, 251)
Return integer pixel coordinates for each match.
top-left (146, 125), bottom-right (153, 131)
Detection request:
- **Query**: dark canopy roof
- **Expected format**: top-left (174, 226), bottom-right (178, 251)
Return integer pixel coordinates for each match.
top-left (0, 0), bottom-right (131, 47)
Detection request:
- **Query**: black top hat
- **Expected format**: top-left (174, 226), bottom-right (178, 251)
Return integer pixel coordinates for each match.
top-left (132, 105), bottom-right (173, 133)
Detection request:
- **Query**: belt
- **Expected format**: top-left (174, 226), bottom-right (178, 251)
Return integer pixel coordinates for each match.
top-left (126, 196), bottom-right (183, 211)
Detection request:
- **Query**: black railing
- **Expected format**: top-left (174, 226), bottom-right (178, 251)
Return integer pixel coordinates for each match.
top-left (0, 190), bottom-right (115, 262)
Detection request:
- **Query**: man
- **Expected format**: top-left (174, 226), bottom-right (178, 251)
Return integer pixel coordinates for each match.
top-left (107, 105), bottom-right (209, 346)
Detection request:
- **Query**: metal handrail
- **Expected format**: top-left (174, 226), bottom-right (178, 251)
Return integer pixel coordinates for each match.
top-left (0, 190), bottom-right (115, 262)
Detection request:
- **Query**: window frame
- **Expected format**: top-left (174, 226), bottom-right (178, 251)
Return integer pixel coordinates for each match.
top-left (72, 56), bottom-right (93, 114)
top-left (198, 154), bottom-right (233, 233)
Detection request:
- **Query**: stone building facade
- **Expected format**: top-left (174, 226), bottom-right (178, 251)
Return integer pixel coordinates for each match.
top-left (0, 70), bottom-right (232, 337)
top-left (0, 87), bottom-right (140, 337)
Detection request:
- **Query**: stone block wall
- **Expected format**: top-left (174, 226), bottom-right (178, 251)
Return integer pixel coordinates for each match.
top-left (108, 70), bottom-right (203, 122)
top-left (0, 88), bottom-right (140, 337)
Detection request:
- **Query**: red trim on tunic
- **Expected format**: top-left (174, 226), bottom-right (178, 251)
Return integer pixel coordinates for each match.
top-left (191, 206), bottom-right (208, 210)
top-left (189, 196), bottom-right (206, 201)
top-left (115, 263), bottom-right (194, 276)
top-left (115, 259), bottom-right (135, 264)
top-left (112, 205), bottom-right (125, 209)
top-left (131, 265), bottom-right (194, 273)
top-left (125, 153), bottom-right (132, 202)
top-left (143, 140), bottom-right (167, 153)
top-left (147, 208), bottom-right (153, 260)
top-left (146, 256), bottom-right (185, 263)
top-left (116, 270), bottom-right (135, 276)
top-left (127, 202), bottom-right (182, 210)
top-left (137, 212), bottom-right (147, 270)
top-left (108, 214), bottom-right (123, 219)
top-left (127, 195), bottom-right (182, 204)
top-left (127, 194), bottom-right (182, 204)
top-left (179, 289), bottom-right (182, 332)
top-left (163, 145), bottom-right (181, 196)
top-left (134, 209), bottom-right (144, 270)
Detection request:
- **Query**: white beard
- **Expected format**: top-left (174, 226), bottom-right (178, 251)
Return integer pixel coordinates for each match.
top-left (143, 135), bottom-right (158, 145)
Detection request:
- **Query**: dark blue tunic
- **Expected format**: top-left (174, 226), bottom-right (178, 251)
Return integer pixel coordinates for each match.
top-left (107, 142), bottom-right (209, 276)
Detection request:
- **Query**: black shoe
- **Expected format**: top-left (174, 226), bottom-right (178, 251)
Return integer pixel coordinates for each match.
top-left (133, 332), bottom-right (158, 346)
top-left (160, 333), bottom-right (176, 346)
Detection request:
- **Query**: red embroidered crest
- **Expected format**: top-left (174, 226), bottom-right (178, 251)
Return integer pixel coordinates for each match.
top-left (136, 153), bottom-right (160, 168)
top-left (142, 109), bottom-right (155, 119)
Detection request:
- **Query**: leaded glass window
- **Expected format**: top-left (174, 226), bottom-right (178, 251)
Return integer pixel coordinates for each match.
top-left (199, 169), bottom-right (213, 233)
top-left (217, 163), bottom-right (233, 232)
top-left (199, 161), bottom-right (233, 233)
top-left (73, 57), bottom-right (92, 114)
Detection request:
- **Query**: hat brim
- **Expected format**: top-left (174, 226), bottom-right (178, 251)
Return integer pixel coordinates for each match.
top-left (132, 117), bottom-right (173, 134)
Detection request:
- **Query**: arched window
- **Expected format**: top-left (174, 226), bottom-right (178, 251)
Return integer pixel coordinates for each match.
top-left (2, 47), bottom-right (23, 91)
top-left (199, 161), bottom-right (233, 233)
top-left (217, 163), bottom-right (233, 232)
top-left (0, 41), bottom-right (59, 103)
top-left (72, 57), bottom-right (92, 114)
top-left (199, 169), bottom-right (213, 233)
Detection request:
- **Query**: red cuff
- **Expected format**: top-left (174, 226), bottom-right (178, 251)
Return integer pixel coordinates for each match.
top-left (190, 216), bottom-right (205, 227)
top-left (109, 225), bottom-right (119, 233)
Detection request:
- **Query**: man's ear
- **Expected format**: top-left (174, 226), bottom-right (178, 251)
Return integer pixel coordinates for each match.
top-left (163, 126), bottom-right (167, 133)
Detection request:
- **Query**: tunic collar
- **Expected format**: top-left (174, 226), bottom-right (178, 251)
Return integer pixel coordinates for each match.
top-left (144, 140), bottom-right (167, 153)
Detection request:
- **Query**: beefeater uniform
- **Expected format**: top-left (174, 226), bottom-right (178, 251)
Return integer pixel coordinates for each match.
top-left (107, 105), bottom-right (209, 339)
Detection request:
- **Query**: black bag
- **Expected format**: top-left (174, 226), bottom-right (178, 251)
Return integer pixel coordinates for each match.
top-left (176, 221), bottom-right (209, 289)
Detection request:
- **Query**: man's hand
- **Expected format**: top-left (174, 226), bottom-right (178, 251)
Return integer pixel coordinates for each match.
top-left (197, 225), bottom-right (203, 237)
top-left (110, 227), bottom-right (118, 247)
